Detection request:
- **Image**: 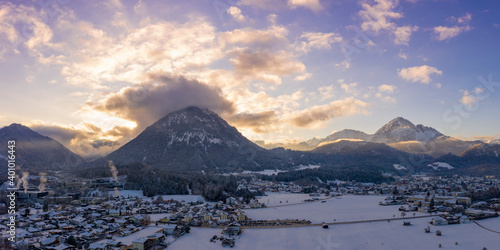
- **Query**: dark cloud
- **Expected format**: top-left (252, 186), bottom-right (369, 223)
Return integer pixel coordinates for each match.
top-left (92, 74), bottom-right (235, 132)
top-left (91, 139), bottom-right (120, 149)
top-left (30, 123), bottom-right (127, 159)
top-left (227, 111), bottom-right (278, 133)
top-left (30, 124), bottom-right (86, 144)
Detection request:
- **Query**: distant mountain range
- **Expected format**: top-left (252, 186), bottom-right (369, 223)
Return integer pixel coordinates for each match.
top-left (1, 107), bottom-right (499, 175)
top-left (260, 117), bottom-right (487, 158)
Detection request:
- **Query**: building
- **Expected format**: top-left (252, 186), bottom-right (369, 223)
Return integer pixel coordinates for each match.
top-left (132, 238), bottom-right (154, 250)
top-left (222, 222), bottom-right (241, 236)
top-left (163, 224), bottom-right (177, 235)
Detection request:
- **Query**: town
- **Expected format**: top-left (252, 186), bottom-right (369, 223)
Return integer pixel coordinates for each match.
top-left (1, 172), bottom-right (499, 249)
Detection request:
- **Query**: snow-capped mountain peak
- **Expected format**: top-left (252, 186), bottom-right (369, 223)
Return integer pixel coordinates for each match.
top-left (372, 117), bottom-right (442, 143)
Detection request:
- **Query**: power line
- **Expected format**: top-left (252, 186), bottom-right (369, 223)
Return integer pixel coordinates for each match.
top-left (466, 215), bottom-right (500, 234)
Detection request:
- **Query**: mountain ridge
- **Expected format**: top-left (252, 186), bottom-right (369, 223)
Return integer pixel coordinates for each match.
top-left (0, 123), bottom-right (85, 173)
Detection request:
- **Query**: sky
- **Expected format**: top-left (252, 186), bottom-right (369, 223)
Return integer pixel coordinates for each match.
top-left (0, 0), bottom-right (499, 158)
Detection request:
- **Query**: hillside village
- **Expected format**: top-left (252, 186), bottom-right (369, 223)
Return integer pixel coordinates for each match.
top-left (1, 173), bottom-right (499, 249)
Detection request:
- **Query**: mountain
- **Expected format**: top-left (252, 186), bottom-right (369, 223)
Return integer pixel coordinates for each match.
top-left (311, 140), bottom-right (432, 172)
top-left (434, 143), bottom-right (500, 168)
top-left (460, 143), bottom-right (500, 163)
top-left (103, 107), bottom-right (304, 172)
top-left (296, 117), bottom-right (444, 149)
top-left (387, 136), bottom-right (479, 158)
top-left (371, 117), bottom-right (442, 143)
top-left (254, 140), bottom-right (314, 151)
top-left (0, 124), bottom-right (84, 173)
top-left (296, 117), bottom-right (474, 158)
top-left (317, 129), bottom-right (373, 147)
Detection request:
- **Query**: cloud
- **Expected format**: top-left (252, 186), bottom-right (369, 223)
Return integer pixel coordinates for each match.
top-left (91, 74), bottom-right (235, 132)
top-left (398, 50), bottom-right (408, 60)
top-left (378, 84), bottom-right (396, 93)
top-left (0, 2), bottom-right (61, 62)
top-left (289, 98), bottom-right (369, 128)
top-left (229, 49), bottom-right (306, 84)
top-left (29, 122), bottom-right (129, 158)
top-left (239, 0), bottom-right (287, 10)
top-left (376, 93), bottom-right (396, 103)
top-left (433, 25), bottom-right (471, 41)
top-left (227, 6), bottom-right (247, 22)
top-left (288, 0), bottom-right (323, 12)
top-left (335, 60), bottom-right (351, 70)
top-left (219, 26), bottom-right (289, 49)
top-left (394, 25), bottom-right (418, 45)
top-left (294, 73), bottom-right (312, 81)
top-left (359, 0), bottom-right (402, 34)
top-left (449, 13), bottom-right (472, 24)
top-left (267, 14), bottom-right (278, 24)
top-left (58, 17), bottom-right (222, 88)
top-left (318, 85), bottom-right (335, 100)
top-left (227, 111), bottom-right (279, 133)
top-left (460, 87), bottom-right (484, 108)
top-left (90, 139), bottom-right (120, 149)
top-left (340, 82), bottom-right (358, 94)
top-left (398, 65), bottom-right (442, 84)
top-left (460, 90), bottom-right (476, 108)
top-left (295, 32), bottom-right (343, 54)
top-left (358, 0), bottom-right (421, 45)
top-left (376, 84), bottom-right (397, 103)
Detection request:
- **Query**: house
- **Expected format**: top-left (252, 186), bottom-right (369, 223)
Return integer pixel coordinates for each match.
top-left (226, 197), bottom-right (237, 205)
top-left (80, 232), bottom-right (95, 240)
top-left (132, 238), bottom-right (154, 250)
top-left (88, 242), bottom-right (110, 250)
top-left (163, 224), bottom-right (177, 235)
top-left (160, 215), bottom-right (171, 223)
top-left (129, 215), bottom-right (144, 225)
top-left (108, 209), bottom-right (121, 217)
top-left (50, 244), bottom-right (76, 250)
top-left (115, 219), bottom-right (127, 226)
top-left (147, 233), bottom-right (165, 244)
top-left (203, 213), bottom-right (212, 222)
top-left (40, 237), bottom-right (59, 247)
top-left (222, 222), bottom-right (241, 236)
top-left (431, 217), bottom-right (448, 226)
top-left (183, 214), bottom-right (192, 223)
top-left (237, 213), bottom-right (248, 221)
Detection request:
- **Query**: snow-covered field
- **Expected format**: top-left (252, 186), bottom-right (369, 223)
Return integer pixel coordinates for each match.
top-left (428, 162), bottom-right (455, 170)
top-left (240, 169), bottom-right (286, 175)
top-left (168, 217), bottom-right (500, 250)
top-left (393, 164), bottom-right (408, 170)
top-left (256, 192), bottom-right (319, 206)
top-left (232, 165), bottom-right (321, 176)
top-left (247, 195), bottom-right (418, 223)
top-left (168, 195), bottom-right (500, 249)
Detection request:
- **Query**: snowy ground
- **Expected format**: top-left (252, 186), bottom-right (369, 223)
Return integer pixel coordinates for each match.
top-left (108, 226), bottom-right (164, 246)
top-left (256, 192), bottom-right (319, 206)
top-left (168, 217), bottom-right (500, 250)
top-left (428, 162), bottom-right (455, 170)
top-left (230, 165), bottom-right (321, 176)
top-left (247, 195), bottom-right (417, 223)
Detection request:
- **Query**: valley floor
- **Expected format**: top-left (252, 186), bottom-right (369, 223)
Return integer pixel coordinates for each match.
top-left (168, 194), bottom-right (500, 250)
